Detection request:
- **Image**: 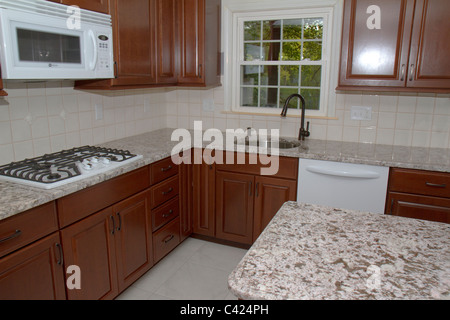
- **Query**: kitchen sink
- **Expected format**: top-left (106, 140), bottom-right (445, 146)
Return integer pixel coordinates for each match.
top-left (234, 137), bottom-right (302, 149)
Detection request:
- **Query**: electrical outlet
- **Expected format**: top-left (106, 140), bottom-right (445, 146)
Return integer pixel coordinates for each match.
top-left (351, 106), bottom-right (372, 121)
top-left (202, 98), bottom-right (215, 112)
top-left (95, 104), bottom-right (103, 121)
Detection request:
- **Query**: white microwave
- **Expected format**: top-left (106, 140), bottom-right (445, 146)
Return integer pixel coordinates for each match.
top-left (0, 0), bottom-right (114, 80)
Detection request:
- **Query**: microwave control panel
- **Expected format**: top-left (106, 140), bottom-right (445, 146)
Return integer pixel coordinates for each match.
top-left (97, 33), bottom-right (112, 72)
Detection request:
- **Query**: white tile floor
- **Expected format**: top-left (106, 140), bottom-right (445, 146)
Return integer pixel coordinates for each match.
top-left (115, 237), bottom-right (247, 300)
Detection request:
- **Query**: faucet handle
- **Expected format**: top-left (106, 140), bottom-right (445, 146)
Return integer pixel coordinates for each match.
top-left (305, 121), bottom-right (310, 137)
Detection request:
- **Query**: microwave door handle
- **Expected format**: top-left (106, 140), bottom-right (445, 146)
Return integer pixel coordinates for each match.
top-left (88, 30), bottom-right (97, 70)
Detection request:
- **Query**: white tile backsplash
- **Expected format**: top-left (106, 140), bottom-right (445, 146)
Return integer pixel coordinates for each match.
top-left (0, 81), bottom-right (449, 166)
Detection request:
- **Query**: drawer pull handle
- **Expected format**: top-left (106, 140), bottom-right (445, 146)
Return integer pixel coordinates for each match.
top-left (162, 187), bottom-right (173, 195)
top-left (163, 209), bottom-right (174, 218)
top-left (0, 230), bottom-right (22, 243)
top-left (163, 235), bottom-right (174, 244)
top-left (426, 182), bottom-right (446, 188)
top-left (161, 165), bottom-right (172, 172)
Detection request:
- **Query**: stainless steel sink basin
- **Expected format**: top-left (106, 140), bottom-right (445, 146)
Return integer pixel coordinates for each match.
top-left (234, 137), bottom-right (302, 149)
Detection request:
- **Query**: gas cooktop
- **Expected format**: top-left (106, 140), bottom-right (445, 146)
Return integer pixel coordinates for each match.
top-left (0, 146), bottom-right (143, 189)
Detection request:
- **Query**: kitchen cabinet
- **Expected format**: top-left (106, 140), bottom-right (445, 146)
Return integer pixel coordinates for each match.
top-left (338, 0), bottom-right (450, 92)
top-left (74, 0), bottom-right (175, 89)
top-left (149, 156), bottom-right (183, 263)
top-left (192, 149), bottom-right (216, 237)
top-left (75, 0), bottom-right (220, 90)
top-left (47, 0), bottom-right (110, 13)
top-left (253, 176), bottom-right (297, 242)
top-left (61, 190), bottom-right (153, 299)
top-left (386, 168), bottom-right (450, 223)
top-left (215, 171), bottom-right (254, 244)
top-left (60, 206), bottom-right (119, 300)
top-left (0, 202), bottom-right (64, 300)
top-left (214, 152), bottom-right (298, 246)
top-left (177, 0), bottom-right (221, 87)
top-left (179, 155), bottom-right (193, 241)
top-left (0, 233), bottom-right (66, 300)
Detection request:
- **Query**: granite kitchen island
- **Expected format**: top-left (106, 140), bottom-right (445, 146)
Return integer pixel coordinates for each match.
top-left (228, 202), bottom-right (450, 300)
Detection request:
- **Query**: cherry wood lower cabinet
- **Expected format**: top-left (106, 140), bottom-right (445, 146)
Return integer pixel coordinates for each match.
top-left (192, 152), bottom-right (216, 237)
top-left (60, 190), bottom-right (153, 300)
top-left (215, 171), bottom-right (254, 245)
top-left (0, 232), bottom-right (66, 300)
top-left (253, 176), bottom-right (297, 242)
top-left (214, 154), bottom-right (298, 245)
top-left (386, 168), bottom-right (450, 224)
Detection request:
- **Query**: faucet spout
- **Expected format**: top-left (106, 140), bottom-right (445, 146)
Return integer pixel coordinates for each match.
top-left (280, 93), bottom-right (310, 141)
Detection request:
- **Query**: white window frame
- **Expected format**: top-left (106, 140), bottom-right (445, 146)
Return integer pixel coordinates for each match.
top-left (222, 0), bottom-right (343, 119)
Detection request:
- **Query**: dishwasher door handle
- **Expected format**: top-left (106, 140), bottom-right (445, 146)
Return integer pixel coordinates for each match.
top-left (305, 165), bottom-right (381, 179)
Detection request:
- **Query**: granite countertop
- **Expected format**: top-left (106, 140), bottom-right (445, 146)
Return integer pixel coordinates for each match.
top-left (0, 128), bottom-right (449, 221)
top-left (228, 201), bottom-right (450, 300)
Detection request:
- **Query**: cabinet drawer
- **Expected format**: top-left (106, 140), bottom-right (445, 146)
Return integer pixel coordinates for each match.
top-left (0, 202), bottom-right (58, 258)
top-left (151, 157), bottom-right (178, 185)
top-left (153, 217), bottom-right (180, 263)
top-left (152, 196), bottom-right (180, 232)
top-left (216, 151), bottom-right (298, 180)
top-left (387, 192), bottom-right (450, 224)
top-left (57, 166), bottom-right (150, 228)
top-left (389, 168), bottom-right (450, 198)
top-left (150, 175), bottom-right (179, 209)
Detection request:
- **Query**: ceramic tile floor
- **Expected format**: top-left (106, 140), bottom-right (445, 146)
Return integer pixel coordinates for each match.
top-left (115, 237), bottom-right (247, 300)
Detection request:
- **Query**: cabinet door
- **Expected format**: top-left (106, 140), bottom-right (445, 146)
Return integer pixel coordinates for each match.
top-left (215, 171), bottom-right (254, 245)
top-left (179, 160), bottom-right (193, 241)
top-left (61, 207), bottom-right (119, 300)
top-left (338, 0), bottom-right (415, 88)
top-left (113, 190), bottom-right (153, 292)
top-left (407, 0), bottom-right (450, 89)
top-left (0, 233), bottom-right (66, 300)
top-left (253, 176), bottom-right (297, 242)
top-left (154, 0), bottom-right (177, 84)
top-left (177, 0), bottom-right (205, 85)
top-left (386, 192), bottom-right (450, 224)
top-left (192, 150), bottom-right (216, 237)
top-left (112, 0), bottom-right (156, 85)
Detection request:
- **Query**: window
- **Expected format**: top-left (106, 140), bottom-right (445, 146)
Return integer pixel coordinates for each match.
top-left (224, 2), bottom-right (341, 118)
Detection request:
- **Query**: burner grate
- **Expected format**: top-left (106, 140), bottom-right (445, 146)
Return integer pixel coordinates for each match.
top-left (0, 146), bottom-right (139, 185)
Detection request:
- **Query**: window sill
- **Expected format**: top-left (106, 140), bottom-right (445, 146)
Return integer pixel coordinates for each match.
top-left (221, 110), bottom-right (338, 120)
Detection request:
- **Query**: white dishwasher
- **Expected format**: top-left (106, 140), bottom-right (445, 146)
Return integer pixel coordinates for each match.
top-left (297, 159), bottom-right (389, 214)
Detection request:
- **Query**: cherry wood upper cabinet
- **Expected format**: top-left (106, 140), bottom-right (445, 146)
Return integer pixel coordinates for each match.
top-left (338, 0), bottom-right (450, 92)
top-left (47, 0), bottom-right (110, 13)
top-left (407, 0), bottom-right (450, 89)
top-left (177, 0), bottom-right (221, 87)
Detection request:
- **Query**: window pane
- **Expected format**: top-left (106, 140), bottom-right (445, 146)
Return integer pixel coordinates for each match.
top-left (280, 89), bottom-right (300, 109)
top-left (260, 87), bottom-right (278, 108)
top-left (280, 65), bottom-right (299, 86)
top-left (301, 65), bottom-right (321, 87)
top-left (303, 41), bottom-right (322, 61)
top-left (241, 65), bottom-right (260, 85)
top-left (282, 42), bottom-right (301, 61)
top-left (244, 43), bottom-right (262, 61)
top-left (283, 19), bottom-right (302, 40)
top-left (300, 89), bottom-right (320, 110)
top-left (241, 87), bottom-right (259, 107)
top-left (303, 18), bottom-right (323, 40)
top-left (244, 21), bottom-right (261, 41)
top-left (262, 42), bottom-right (281, 61)
top-left (261, 65), bottom-right (279, 86)
top-left (263, 20), bottom-right (281, 40)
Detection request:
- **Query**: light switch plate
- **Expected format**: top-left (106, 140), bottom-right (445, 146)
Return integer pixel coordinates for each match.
top-left (351, 106), bottom-right (372, 121)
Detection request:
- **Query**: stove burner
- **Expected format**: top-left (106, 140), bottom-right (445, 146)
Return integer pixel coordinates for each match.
top-left (0, 145), bottom-right (140, 186)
